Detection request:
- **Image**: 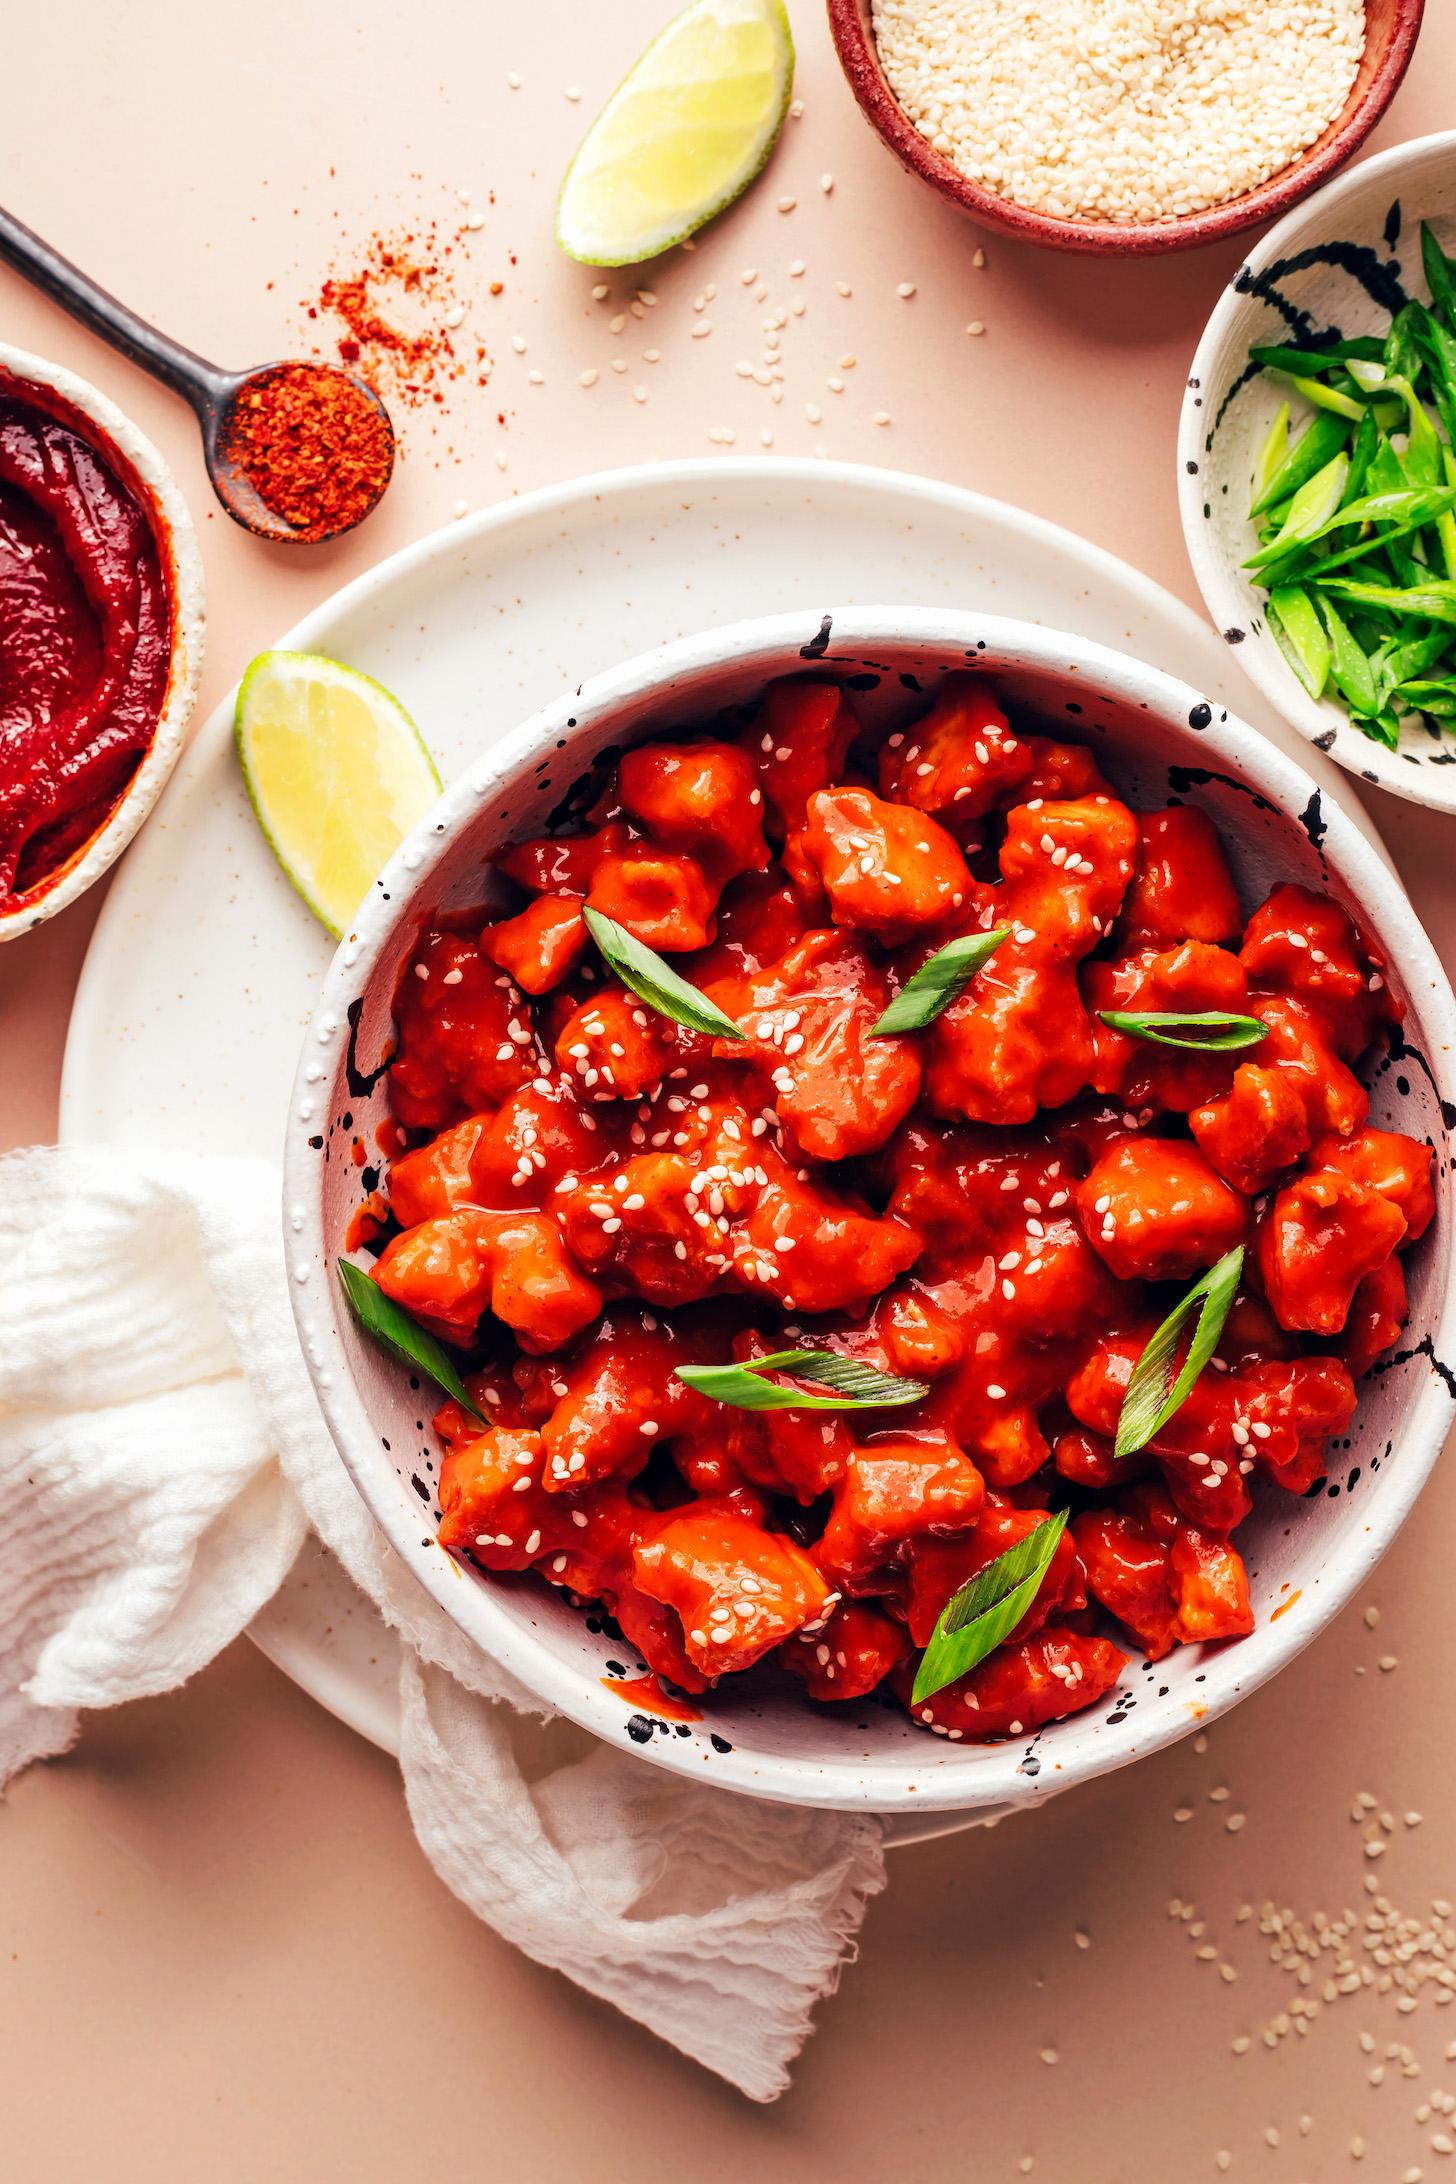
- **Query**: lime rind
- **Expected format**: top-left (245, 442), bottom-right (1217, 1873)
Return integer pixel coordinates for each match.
top-left (235, 650), bottom-right (441, 939)
top-left (556, 0), bottom-right (794, 268)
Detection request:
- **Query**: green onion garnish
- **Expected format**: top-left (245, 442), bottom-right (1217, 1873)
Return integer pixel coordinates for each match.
top-left (1097, 1009), bottom-right (1268, 1053)
top-left (911, 1509), bottom-right (1069, 1706)
top-left (582, 905), bottom-right (744, 1041)
top-left (1113, 1245), bottom-right (1244, 1460)
top-left (337, 1258), bottom-right (486, 1422)
top-left (1244, 270), bottom-right (1456, 753)
top-left (869, 927), bottom-right (1009, 1037)
top-left (675, 1348), bottom-right (928, 1412)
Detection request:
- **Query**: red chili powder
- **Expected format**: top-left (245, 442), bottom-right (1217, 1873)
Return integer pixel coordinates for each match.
top-left (303, 226), bottom-right (487, 407)
top-left (222, 363), bottom-right (395, 540)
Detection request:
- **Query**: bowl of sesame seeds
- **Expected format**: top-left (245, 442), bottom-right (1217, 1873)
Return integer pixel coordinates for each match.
top-left (827, 0), bottom-right (1424, 255)
top-left (287, 605), bottom-right (1456, 1813)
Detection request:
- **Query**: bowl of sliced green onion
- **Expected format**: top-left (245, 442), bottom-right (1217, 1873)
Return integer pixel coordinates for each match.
top-left (1180, 131), bottom-right (1456, 812)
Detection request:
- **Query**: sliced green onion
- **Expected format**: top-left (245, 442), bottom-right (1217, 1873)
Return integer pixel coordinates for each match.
top-left (337, 1258), bottom-right (486, 1422)
top-left (1283, 372), bottom-right (1366, 422)
top-left (1114, 1246), bottom-right (1245, 1460)
top-left (1417, 307), bottom-right (1456, 446)
top-left (911, 1509), bottom-right (1069, 1706)
top-left (675, 1348), bottom-right (928, 1412)
top-left (1384, 625), bottom-right (1455, 685)
top-left (1274, 451), bottom-right (1349, 545)
top-left (1317, 594), bottom-right (1385, 716)
top-left (1385, 301), bottom-right (1424, 384)
top-left (1268, 585), bottom-right (1331, 700)
top-left (1422, 222), bottom-right (1456, 335)
top-left (1386, 371), bottom-right (1442, 486)
top-left (582, 905), bottom-right (744, 1041)
top-left (1437, 445), bottom-right (1456, 582)
top-left (1244, 485), bottom-right (1456, 576)
top-left (1097, 1009), bottom-right (1268, 1053)
top-left (1318, 578), bottom-right (1456, 630)
top-left (1249, 337), bottom-right (1385, 375)
top-left (1399, 679), bottom-right (1456, 716)
top-left (869, 926), bottom-right (1009, 1037)
top-left (1247, 298), bottom-right (1456, 754)
top-left (1251, 403), bottom-right (1290, 508)
top-left (1250, 410), bottom-right (1349, 518)
top-left (1340, 404), bottom-right (1380, 507)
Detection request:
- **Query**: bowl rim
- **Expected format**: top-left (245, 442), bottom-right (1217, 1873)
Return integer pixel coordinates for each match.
top-left (285, 604), bottom-right (1456, 1812)
top-left (0, 342), bottom-right (206, 940)
top-left (1178, 128), bottom-right (1456, 813)
top-left (826, 0), bottom-right (1424, 257)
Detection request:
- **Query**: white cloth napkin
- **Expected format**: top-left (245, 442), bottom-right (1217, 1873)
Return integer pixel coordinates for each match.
top-left (0, 1144), bottom-right (886, 2100)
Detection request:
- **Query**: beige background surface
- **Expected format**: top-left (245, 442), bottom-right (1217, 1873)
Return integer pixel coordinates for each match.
top-left (4, 3), bottom-right (1456, 2178)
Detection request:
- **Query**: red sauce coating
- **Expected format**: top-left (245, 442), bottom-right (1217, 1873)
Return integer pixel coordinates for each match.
top-left (0, 376), bottom-right (172, 905)
top-left (376, 674), bottom-right (1432, 1745)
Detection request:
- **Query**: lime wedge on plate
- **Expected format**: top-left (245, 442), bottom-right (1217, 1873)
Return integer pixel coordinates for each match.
top-left (556, 0), bottom-right (794, 267)
top-left (235, 650), bottom-right (441, 937)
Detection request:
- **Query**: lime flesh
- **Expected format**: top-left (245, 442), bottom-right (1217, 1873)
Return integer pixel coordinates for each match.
top-left (556, 0), bottom-right (794, 267)
top-left (235, 651), bottom-right (441, 938)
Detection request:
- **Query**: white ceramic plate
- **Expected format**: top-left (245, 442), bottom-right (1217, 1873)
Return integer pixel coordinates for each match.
top-left (58, 458), bottom-right (1393, 1840)
top-left (1179, 130), bottom-right (1456, 814)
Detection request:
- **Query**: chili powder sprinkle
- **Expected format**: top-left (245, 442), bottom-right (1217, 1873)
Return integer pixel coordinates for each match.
top-left (221, 363), bottom-right (395, 540)
top-left (303, 225), bottom-right (490, 408)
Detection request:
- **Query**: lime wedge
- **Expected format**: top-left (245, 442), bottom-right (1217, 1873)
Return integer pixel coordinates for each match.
top-left (235, 651), bottom-right (441, 937)
top-left (556, 0), bottom-right (794, 267)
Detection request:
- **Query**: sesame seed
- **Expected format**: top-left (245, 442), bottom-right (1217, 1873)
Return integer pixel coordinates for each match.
top-left (875, 0), bottom-right (1365, 225)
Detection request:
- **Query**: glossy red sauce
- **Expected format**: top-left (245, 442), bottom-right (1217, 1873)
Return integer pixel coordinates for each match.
top-left (368, 673), bottom-right (1433, 1744)
top-left (601, 1672), bottom-right (702, 1722)
top-left (0, 375), bottom-right (171, 907)
top-left (345, 1198), bottom-right (388, 1252)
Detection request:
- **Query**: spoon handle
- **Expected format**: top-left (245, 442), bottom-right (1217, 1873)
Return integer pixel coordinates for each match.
top-left (0, 204), bottom-right (228, 414)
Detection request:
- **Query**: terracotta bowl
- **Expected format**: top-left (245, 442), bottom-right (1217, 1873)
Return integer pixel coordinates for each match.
top-left (286, 607), bottom-right (1456, 1814)
top-left (826, 0), bottom-right (1425, 256)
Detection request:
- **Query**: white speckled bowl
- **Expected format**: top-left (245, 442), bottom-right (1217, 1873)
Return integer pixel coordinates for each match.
top-left (0, 344), bottom-right (205, 940)
top-left (1179, 131), bottom-right (1456, 814)
top-left (285, 609), bottom-right (1456, 1813)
